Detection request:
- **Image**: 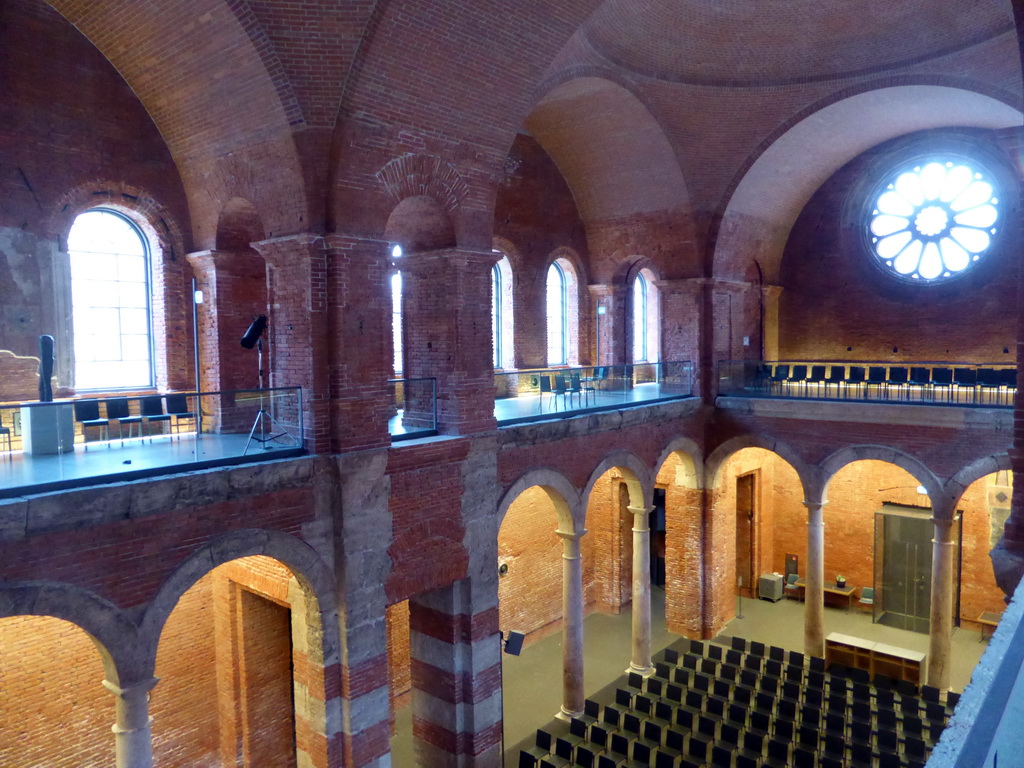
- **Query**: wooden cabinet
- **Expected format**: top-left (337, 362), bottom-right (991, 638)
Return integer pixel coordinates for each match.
top-left (825, 632), bottom-right (925, 683)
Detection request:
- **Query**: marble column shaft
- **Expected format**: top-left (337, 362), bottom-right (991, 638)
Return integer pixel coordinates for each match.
top-left (628, 505), bottom-right (654, 675)
top-left (804, 500), bottom-right (826, 658)
top-left (557, 529), bottom-right (586, 719)
top-left (928, 515), bottom-right (957, 691)
top-left (103, 677), bottom-right (158, 768)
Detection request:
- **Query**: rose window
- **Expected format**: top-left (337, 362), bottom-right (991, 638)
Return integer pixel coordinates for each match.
top-left (868, 160), bottom-right (999, 282)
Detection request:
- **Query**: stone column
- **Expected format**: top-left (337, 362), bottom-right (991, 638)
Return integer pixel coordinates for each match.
top-left (804, 499), bottom-right (827, 658)
top-left (557, 528), bottom-right (586, 719)
top-left (628, 505), bottom-right (654, 675)
top-left (103, 677), bottom-right (158, 768)
top-left (928, 513), bottom-right (958, 691)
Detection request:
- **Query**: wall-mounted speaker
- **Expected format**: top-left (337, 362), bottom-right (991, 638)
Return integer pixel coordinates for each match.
top-left (503, 631), bottom-right (525, 656)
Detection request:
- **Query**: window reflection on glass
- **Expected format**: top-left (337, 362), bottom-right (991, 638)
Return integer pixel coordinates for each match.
top-left (546, 262), bottom-right (567, 365)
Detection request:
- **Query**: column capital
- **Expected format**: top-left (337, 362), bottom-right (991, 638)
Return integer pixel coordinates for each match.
top-left (102, 677), bottom-right (159, 698)
top-left (627, 505), bottom-right (655, 515)
top-left (555, 528), bottom-right (588, 541)
top-left (802, 498), bottom-right (828, 512)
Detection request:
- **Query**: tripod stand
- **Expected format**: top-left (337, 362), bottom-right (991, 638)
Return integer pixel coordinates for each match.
top-left (244, 338), bottom-right (299, 455)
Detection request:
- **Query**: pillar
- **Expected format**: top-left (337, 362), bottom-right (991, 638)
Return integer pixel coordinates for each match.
top-left (402, 248), bottom-right (498, 435)
top-left (628, 505), bottom-right (654, 675)
top-left (655, 279), bottom-right (703, 397)
top-left (103, 677), bottom-right (158, 768)
top-left (556, 528), bottom-right (586, 719)
top-left (409, 578), bottom-right (503, 767)
top-left (589, 284), bottom-right (625, 367)
top-left (252, 234), bottom-right (332, 452)
top-left (928, 513), bottom-right (958, 691)
top-left (804, 499), bottom-right (827, 658)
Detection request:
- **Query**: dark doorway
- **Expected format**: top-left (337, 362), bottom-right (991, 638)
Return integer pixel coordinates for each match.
top-left (736, 473), bottom-right (757, 598)
top-left (651, 487), bottom-right (666, 587)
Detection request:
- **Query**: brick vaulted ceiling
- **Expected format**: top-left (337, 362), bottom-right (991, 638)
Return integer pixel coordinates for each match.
top-left (33, 0), bottom-right (1024, 268)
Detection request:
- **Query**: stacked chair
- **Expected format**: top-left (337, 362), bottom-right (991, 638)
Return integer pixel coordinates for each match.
top-left (518, 635), bottom-right (956, 768)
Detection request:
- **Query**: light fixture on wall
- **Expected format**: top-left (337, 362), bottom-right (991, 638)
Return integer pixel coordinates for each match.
top-left (498, 562), bottom-right (508, 576)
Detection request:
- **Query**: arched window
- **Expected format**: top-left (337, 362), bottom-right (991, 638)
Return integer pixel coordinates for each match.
top-left (546, 262), bottom-right (568, 366)
top-left (391, 245), bottom-right (404, 376)
top-left (492, 264), bottom-right (502, 369)
top-left (492, 254), bottom-right (514, 369)
top-left (67, 209), bottom-right (153, 389)
top-left (632, 270), bottom-right (659, 363)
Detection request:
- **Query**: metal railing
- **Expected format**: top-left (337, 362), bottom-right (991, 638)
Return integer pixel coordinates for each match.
top-left (0, 386), bottom-right (304, 497)
top-left (494, 361), bottom-right (693, 424)
top-left (719, 360), bottom-right (1017, 407)
top-left (389, 377), bottom-right (437, 439)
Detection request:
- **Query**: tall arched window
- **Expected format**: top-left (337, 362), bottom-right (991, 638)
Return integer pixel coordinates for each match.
top-left (492, 263), bottom-right (502, 369)
top-left (492, 253), bottom-right (514, 369)
top-left (391, 244), bottom-right (404, 376)
top-left (68, 209), bottom-right (153, 389)
top-left (546, 262), bottom-right (568, 366)
top-left (632, 270), bottom-right (659, 363)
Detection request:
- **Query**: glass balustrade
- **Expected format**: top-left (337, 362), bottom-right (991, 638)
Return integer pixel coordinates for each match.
top-left (0, 386), bottom-right (304, 498)
top-left (494, 361), bottom-right (693, 425)
top-left (719, 360), bottom-right (1016, 406)
top-left (389, 377), bottom-right (438, 439)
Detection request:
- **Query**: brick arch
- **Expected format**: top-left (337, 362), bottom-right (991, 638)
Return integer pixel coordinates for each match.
top-left (654, 437), bottom-right (704, 490)
top-left (945, 452), bottom-right (1012, 511)
top-left (582, 450), bottom-right (654, 511)
top-left (819, 445), bottom-right (942, 506)
top-left (52, 180), bottom-right (188, 258)
top-left (711, 82), bottom-right (1024, 283)
top-left (705, 434), bottom-right (810, 493)
top-left (215, 197), bottom-right (266, 252)
top-left (43, 1), bottom-right (308, 243)
top-left (0, 581), bottom-right (137, 685)
top-left (492, 235), bottom-right (527, 275)
top-left (138, 529), bottom-right (338, 676)
top-left (498, 469), bottom-right (581, 534)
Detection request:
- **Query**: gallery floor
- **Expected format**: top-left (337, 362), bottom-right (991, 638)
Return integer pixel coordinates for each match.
top-left (388, 588), bottom-right (990, 766)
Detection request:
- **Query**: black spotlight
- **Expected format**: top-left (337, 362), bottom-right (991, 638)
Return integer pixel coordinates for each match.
top-left (240, 314), bottom-right (268, 349)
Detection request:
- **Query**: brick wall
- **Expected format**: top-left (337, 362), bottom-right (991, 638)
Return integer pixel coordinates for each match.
top-left (386, 600), bottom-right (412, 731)
top-left (0, 616), bottom-right (116, 767)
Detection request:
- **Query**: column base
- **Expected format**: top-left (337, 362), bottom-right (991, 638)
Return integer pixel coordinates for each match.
top-left (626, 664), bottom-right (655, 677)
top-left (556, 707), bottom-right (582, 722)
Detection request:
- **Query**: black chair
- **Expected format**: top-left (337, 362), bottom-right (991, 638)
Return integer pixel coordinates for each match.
top-left (1000, 367), bottom-right (1017, 400)
top-left (707, 643), bottom-right (723, 662)
top-left (932, 367), bottom-right (954, 401)
top-left (104, 398), bottom-right (143, 444)
top-left (909, 366), bottom-right (932, 399)
top-left (725, 649), bottom-right (742, 666)
top-left (731, 636), bottom-right (748, 653)
top-left (538, 376), bottom-right (554, 411)
top-left (688, 639), bottom-right (705, 655)
top-left (74, 399), bottom-right (109, 447)
top-left (165, 393), bottom-right (197, 436)
top-left (977, 367), bottom-right (1002, 405)
top-left (786, 364), bottom-right (808, 396)
top-left (825, 365), bottom-right (845, 398)
top-left (521, 729), bottom-right (554, 767)
top-left (662, 648), bottom-right (680, 666)
top-left (768, 365), bottom-right (789, 395)
top-left (0, 411), bottom-right (11, 457)
top-left (866, 366), bottom-right (888, 399)
top-left (953, 367), bottom-right (978, 403)
top-left (140, 395), bottom-right (172, 439)
top-left (887, 366), bottom-right (909, 399)
top-left (749, 640), bottom-right (766, 657)
top-left (807, 365), bottom-right (828, 397)
top-left (947, 691), bottom-right (961, 708)
top-left (846, 365), bottom-right (866, 398)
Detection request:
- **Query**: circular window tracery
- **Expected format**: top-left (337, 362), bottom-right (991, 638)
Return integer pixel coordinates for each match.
top-left (867, 159), bottom-right (999, 282)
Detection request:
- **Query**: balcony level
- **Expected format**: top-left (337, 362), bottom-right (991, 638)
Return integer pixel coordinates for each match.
top-left (719, 360), bottom-right (1017, 409)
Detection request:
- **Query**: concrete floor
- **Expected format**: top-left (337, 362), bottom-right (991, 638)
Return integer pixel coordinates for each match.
top-left (389, 588), bottom-right (990, 766)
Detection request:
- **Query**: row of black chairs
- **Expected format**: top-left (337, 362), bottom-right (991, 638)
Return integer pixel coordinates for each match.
top-left (759, 363), bottom-right (1015, 405)
top-left (521, 636), bottom-right (952, 768)
top-left (73, 394), bottom-right (196, 447)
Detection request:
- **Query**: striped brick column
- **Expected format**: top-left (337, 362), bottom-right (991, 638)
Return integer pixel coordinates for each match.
top-left (409, 579), bottom-right (503, 767)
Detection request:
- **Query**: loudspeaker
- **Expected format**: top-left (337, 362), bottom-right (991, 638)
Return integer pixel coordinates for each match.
top-left (240, 314), bottom-right (268, 349)
top-left (504, 630), bottom-right (525, 656)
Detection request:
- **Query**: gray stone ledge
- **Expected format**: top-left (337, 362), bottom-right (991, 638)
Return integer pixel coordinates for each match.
top-left (717, 396), bottom-right (1012, 431)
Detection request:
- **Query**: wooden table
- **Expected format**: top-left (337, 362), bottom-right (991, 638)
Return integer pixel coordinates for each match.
top-left (978, 611), bottom-right (1002, 642)
top-left (795, 580), bottom-right (858, 610)
top-left (825, 632), bottom-right (926, 683)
